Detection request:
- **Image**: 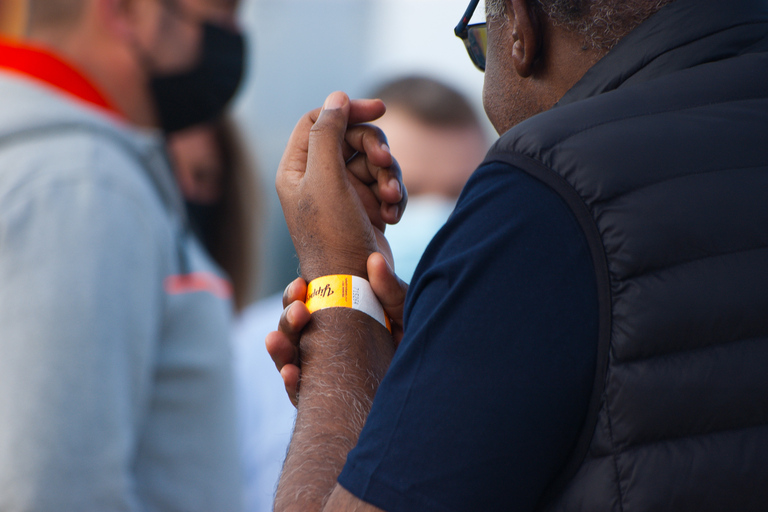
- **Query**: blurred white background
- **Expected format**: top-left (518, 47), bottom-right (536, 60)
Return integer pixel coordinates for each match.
top-left (233, 0), bottom-right (489, 298)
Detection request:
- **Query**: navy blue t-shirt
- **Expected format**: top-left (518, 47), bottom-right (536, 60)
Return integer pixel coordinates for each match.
top-left (337, 161), bottom-right (599, 511)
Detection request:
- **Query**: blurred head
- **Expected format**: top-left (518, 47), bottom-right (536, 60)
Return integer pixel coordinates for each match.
top-left (371, 76), bottom-right (488, 199)
top-left (371, 76), bottom-right (489, 282)
top-left (26, 0), bottom-right (244, 131)
top-left (168, 118), bottom-right (260, 310)
top-left (168, 121), bottom-right (224, 204)
top-left (479, 0), bottom-right (674, 133)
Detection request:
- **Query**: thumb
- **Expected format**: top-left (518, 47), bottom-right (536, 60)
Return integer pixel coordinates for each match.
top-left (368, 252), bottom-right (408, 345)
top-left (306, 91), bottom-right (351, 184)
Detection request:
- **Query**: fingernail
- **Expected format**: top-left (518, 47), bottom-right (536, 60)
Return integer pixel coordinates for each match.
top-left (387, 203), bottom-right (399, 219)
top-left (323, 91), bottom-right (345, 111)
top-left (388, 177), bottom-right (401, 197)
top-left (380, 142), bottom-right (391, 155)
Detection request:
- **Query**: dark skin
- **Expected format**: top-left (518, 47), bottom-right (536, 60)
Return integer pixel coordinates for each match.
top-left (277, 95), bottom-right (406, 281)
top-left (270, 2), bottom-right (606, 510)
top-left (273, 92), bottom-right (403, 512)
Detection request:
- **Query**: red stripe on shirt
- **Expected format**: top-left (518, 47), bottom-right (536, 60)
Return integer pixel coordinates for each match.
top-left (164, 272), bottom-right (233, 300)
top-left (0, 38), bottom-right (125, 119)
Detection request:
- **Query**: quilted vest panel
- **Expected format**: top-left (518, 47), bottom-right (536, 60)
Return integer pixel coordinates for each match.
top-left (486, 28), bottom-right (768, 512)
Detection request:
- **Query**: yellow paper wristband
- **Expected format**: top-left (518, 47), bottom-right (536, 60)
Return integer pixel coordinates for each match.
top-left (305, 275), bottom-right (391, 333)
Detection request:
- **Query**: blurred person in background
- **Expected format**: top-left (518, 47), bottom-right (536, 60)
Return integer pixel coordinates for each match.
top-left (167, 116), bottom-right (261, 312)
top-left (233, 75), bottom-right (487, 511)
top-left (372, 75), bottom-right (488, 282)
top-left (0, 0), bottom-right (247, 509)
top-left (268, 0), bottom-right (768, 510)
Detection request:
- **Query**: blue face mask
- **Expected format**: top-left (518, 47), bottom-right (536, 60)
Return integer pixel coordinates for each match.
top-left (150, 22), bottom-right (246, 133)
top-left (385, 195), bottom-right (457, 283)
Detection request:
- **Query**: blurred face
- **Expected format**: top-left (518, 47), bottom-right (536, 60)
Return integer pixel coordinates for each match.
top-left (127, 0), bottom-right (243, 130)
top-left (168, 123), bottom-right (223, 203)
top-left (373, 107), bottom-right (488, 198)
top-left (132, 0), bottom-right (238, 75)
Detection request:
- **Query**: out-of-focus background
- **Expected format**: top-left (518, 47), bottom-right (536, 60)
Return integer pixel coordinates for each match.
top-left (233, 0), bottom-right (489, 299)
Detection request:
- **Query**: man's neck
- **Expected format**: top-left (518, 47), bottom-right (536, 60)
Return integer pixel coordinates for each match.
top-left (537, 23), bottom-right (606, 106)
top-left (28, 24), bottom-right (159, 129)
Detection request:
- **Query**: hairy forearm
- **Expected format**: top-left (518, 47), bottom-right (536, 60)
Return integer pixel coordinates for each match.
top-left (274, 309), bottom-right (394, 512)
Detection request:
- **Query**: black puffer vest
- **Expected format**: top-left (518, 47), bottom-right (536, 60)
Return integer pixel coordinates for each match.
top-left (484, 0), bottom-right (768, 510)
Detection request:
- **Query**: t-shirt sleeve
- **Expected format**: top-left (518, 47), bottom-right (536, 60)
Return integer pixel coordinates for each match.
top-left (338, 162), bottom-right (599, 512)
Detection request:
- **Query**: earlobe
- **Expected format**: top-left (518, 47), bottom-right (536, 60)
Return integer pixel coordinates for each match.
top-left (510, 0), bottom-right (540, 78)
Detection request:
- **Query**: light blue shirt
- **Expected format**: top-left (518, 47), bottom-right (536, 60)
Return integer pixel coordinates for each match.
top-left (233, 294), bottom-right (297, 512)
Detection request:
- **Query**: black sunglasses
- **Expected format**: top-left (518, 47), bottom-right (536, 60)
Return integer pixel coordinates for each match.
top-left (454, 0), bottom-right (487, 72)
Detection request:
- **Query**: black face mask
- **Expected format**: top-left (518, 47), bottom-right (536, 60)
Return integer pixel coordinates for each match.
top-left (150, 22), bottom-right (245, 134)
top-left (185, 199), bottom-right (221, 250)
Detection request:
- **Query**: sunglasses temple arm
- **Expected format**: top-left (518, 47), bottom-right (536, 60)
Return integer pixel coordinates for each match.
top-left (454, 0), bottom-right (480, 37)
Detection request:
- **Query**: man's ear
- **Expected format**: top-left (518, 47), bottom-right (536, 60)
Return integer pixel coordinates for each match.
top-left (509, 0), bottom-right (541, 77)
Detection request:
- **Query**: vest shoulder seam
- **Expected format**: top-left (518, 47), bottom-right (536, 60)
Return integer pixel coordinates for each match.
top-left (593, 163), bottom-right (766, 207)
top-left (541, 92), bottom-right (768, 154)
top-left (618, 242), bottom-right (768, 283)
top-left (616, 420), bottom-right (768, 455)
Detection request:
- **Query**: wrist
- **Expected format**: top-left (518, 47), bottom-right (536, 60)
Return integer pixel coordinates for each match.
top-left (298, 252), bottom-right (371, 283)
top-left (300, 308), bottom-right (394, 389)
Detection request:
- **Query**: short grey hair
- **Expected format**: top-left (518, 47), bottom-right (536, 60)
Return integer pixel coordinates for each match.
top-left (486, 0), bottom-right (675, 50)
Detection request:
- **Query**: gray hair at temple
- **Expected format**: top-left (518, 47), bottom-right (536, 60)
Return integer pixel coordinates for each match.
top-left (485, 0), bottom-right (675, 50)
